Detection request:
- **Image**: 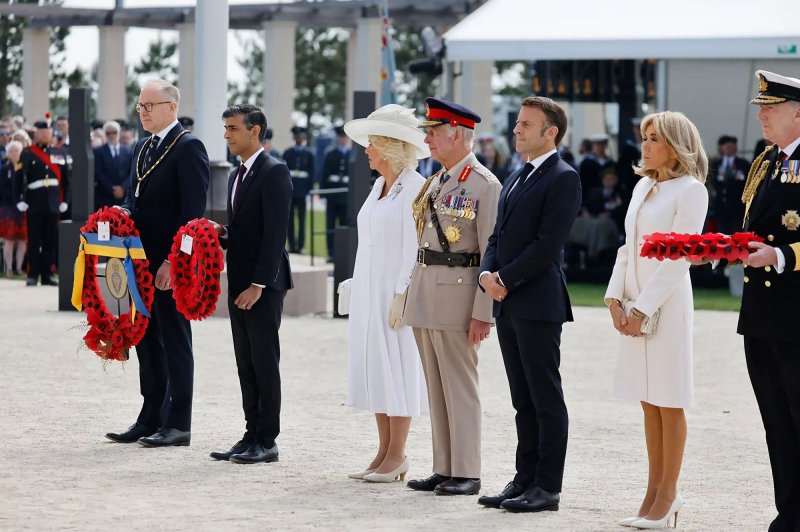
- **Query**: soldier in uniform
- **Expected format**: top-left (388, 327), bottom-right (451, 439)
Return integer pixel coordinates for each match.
top-left (320, 125), bottom-right (350, 262)
top-left (738, 70), bottom-right (800, 532)
top-left (12, 119), bottom-right (69, 286)
top-left (282, 126), bottom-right (315, 253)
top-left (404, 98), bottom-right (501, 496)
top-left (262, 128), bottom-right (283, 161)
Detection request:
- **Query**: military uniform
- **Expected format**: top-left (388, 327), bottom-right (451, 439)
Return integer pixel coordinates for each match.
top-left (739, 70), bottom-right (800, 532)
top-left (321, 131), bottom-right (349, 260)
top-left (12, 132), bottom-right (70, 285)
top-left (282, 126), bottom-right (315, 253)
top-left (404, 100), bottom-right (501, 486)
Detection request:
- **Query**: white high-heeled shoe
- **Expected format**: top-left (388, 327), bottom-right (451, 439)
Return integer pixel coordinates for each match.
top-left (363, 457), bottom-right (409, 483)
top-left (632, 494), bottom-right (683, 529)
top-left (618, 516), bottom-right (643, 527)
top-left (347, 468), bottom-right (375, 480)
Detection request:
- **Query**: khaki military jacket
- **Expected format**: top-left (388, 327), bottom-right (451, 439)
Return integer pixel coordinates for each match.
top-left (404, 152), bottom-right (501, 331)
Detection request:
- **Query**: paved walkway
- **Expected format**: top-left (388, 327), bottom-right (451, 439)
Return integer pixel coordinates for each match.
top-left (0, 278), bottom-right (775, 530)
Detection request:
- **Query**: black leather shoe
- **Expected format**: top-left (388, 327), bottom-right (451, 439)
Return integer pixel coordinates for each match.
top-left (406, 473), bottom-right (450, 492)
top-left (501, 486), bottom-right (560, 512)
top-left (478, 481), bottom-right (527, 508)
top-left (210, 439), bottom-right (252, 461)
top-left (42, 278), bottom-right (58, 286)
top-left (434, 477), bottom-right (481, 496)
top-left (25, 278), bottom-right (36, 286)
top-left (229, 443), bottom-right (279, 464)
top-left (105, 422), bottom-right (155, 443)
top-left (138, 428), bottom-right (191, 447)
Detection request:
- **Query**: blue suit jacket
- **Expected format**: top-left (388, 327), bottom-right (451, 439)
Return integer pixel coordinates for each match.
top-left (94, 143), bottom-right (132, 209)
top-left (480, 153), bottom-right (582, 322)
top-left (122, 124), bottom-right (210, 271)
top-left (221, 151), bottom-right (293, 296)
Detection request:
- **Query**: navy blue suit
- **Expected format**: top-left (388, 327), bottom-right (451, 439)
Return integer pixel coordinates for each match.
top-left (480, 153), bottom-right (581, 493)
top-left (94, 143), bottom-right (132, 209)
top-left (122, 124), bottom-right (210, 432)
top-left (282, 144), bottom-right (314, 252)
top-left (221, 151), bottom-right (293, 447)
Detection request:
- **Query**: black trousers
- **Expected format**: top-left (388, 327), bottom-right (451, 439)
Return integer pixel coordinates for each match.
top-left (325, 201), bottom-right (347, 259)
top-left (496, 315), bottom-right (567, 493)
top-left (288, 196), bottom-right (306, 252)
top-left (135, 287), bottom-right (194, 431)
top-left (25, 211), bottom-right (57, 282)
top-left (744, 336), bottom-right (800, 532)
top-left (228, 288), bottom-right (285, 447)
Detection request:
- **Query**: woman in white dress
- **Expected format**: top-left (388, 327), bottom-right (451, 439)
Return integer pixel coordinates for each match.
top-left (604, 111), bottom-right (708, 529)
top-left (342, 105), bottom-right (430, 483)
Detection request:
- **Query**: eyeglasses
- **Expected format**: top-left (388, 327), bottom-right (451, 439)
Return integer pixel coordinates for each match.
top-left (136, 101), bottom-right (171, 113)
top-left (105, 130), bottom-right (118, 135)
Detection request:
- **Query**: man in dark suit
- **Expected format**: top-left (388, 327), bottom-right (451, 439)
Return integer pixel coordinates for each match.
top-left (94, 120), bottom-right (133, 209)
top-left (106, 79), bottom-right (210, 448)
top-left (320, 126), bottom-right (349, 262)
top-left (12, 118), bottom-right (70, 286)
top-left (738, 70), bottom-right (800, 532)
top-left (617, 118), bottom-right (642, 197)
top-left (707, 135), bottom-right (751, 234)
top-left (578, 134), bottom-right (614, 203)
top-left (208, 104), bottom-right (293, 464)
top-left (478, 96), bottom-right (581, 513)
top-left (283, 126), bottom-right (314, 253)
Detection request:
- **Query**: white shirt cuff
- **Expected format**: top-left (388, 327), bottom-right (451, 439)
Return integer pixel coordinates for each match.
top-left (252, 283), bottom-right (265, 288)
top-left (776, 248), bottom-right (785, 274)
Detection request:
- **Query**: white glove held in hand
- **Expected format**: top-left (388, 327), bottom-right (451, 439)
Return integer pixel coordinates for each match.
top-left (16, 201), bottom-right (29, 212)
top-left (388, 292), bottom-right (407, 331)
top-left (58, 202), bottom-right (68, 213)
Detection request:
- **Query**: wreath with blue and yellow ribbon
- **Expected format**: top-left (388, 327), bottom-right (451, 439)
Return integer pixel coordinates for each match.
top-left (71, 207), bottom-right (155, 361)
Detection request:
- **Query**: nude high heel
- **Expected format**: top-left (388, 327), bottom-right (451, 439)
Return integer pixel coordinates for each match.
top-left (347, 468), bottom-right (375, 480)
top-left (363, 458), bottom-right (409, 483)
top-left (631, 494), bottom-right (683, 529)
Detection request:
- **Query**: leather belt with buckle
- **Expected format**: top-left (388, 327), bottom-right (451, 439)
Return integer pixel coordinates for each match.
top-left (417, 248), bottom-right (480, 268)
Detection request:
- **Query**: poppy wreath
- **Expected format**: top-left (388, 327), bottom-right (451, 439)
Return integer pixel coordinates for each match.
top-left (640, 231), bottom-right (764, 262)
top-left (169, 218), bottom-right (224, 320)
top-left (72, 207), bottom-right (154, 362)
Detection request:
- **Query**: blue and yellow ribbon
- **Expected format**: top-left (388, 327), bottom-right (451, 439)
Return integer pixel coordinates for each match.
top-left (72, 232), bottom-right (150, 321)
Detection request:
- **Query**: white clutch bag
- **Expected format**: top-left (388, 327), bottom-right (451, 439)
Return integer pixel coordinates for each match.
top-left (337, 278), bottom-right (352, 316)
top-left (622, 300), bottom-right (660, 338)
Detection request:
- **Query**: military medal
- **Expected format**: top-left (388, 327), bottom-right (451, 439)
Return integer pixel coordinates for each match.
top-left (780, 158), bottom-right (790, 183)
top-left (444, 224), bottom-right (462, 243)
top-left (782, 210), bottom-right (799, 231)
top-left (789, 160), bottom-right (800, 184)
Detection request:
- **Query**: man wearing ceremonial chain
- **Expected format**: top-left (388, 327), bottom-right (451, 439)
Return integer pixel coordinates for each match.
top-left (404, 98), bottom-right (501, 496)
top-left (106, 79), bottom-right (210, 448)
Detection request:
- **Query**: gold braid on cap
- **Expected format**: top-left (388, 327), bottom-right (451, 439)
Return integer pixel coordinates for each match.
top-left (412, 169), bottom-right (443, 243)
top-left (741, 144), bottom-right (775, 221)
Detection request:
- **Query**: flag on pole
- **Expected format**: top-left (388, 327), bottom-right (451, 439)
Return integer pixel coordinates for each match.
top-left (379, 0), bottom-right (397, 105)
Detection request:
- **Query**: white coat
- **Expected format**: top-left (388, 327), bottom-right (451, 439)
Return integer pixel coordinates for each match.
top-left (605, 175), bottom-right (708, 408)
top-left (346, 167), bottom-right (429, 416)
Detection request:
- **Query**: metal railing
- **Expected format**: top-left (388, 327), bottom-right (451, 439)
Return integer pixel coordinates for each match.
top-left (308, 187), bottom-right (348, 266)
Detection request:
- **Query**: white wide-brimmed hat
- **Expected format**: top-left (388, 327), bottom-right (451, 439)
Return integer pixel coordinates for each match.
top-left (344, 104), bottom-right (431, 159)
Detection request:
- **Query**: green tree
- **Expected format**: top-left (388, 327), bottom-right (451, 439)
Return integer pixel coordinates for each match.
top-left (391, 26), bottom-right (440, 110)
top-left (123, 36), bottom-right (179, 124)
top-left (0, 9), bottom-right (25, 116)
top-left (294, 28), bottom-right (348, 130)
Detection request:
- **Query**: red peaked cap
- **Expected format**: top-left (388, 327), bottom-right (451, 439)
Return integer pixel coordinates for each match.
top-left (420, 97), bottom-right (481, 130)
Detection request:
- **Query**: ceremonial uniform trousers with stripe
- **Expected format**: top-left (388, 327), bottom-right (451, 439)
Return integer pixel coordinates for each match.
top-left (404, 152), bottom-right (501, 478)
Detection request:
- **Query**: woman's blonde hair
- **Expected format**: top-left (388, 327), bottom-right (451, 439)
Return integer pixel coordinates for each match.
top-left (368, 134), bottom-right (418, 175)
top-left (635, 111), bottom-right (708, 183)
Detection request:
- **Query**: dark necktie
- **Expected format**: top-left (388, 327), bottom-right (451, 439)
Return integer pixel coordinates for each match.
top-left (232, 163), bottom-right (246, 211)
top-left (144, 135), bottom-right (159, 169)
top-left (506, 162), bottom-right (534, 203)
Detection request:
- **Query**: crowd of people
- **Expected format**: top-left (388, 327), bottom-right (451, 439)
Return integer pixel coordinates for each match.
top-left (3, 66), bottom-right (800, 531)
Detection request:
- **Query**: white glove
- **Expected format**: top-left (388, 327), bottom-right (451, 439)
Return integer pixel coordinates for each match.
top-left (16, 201), bottom-right (29, 212)
top-left (388, 292), bottom-right (407, 331)
top-left (58, 202), bottom-right (68, 213)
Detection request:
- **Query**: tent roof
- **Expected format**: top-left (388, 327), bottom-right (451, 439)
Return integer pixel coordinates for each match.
top-left (444, 0), bottom-right (800, 61)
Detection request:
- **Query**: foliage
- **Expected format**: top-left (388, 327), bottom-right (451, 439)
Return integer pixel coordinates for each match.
top-left (391, 26), bottom-right (439, 111)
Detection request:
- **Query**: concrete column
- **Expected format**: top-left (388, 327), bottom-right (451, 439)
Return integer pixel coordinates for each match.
top-left (262, 20), bottom-right (297, 153)
top-left (96, 26), bottom-right (127, 120)
top-left (345, 29), bottom-right (357, 120)
top-left (22, 27), bottom-right (50, 122)
top-left (195, 0), bottom-right (228, 162)
top-left (177, 23), bottom-right (196, 121)
top-left (349, 18), bottom-right (382, 109)
top-left (454, 60), bottom-right (493, 136)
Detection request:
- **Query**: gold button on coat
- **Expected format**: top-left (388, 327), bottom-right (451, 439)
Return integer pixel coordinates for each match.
top-left (765, 266), bottom-right (772, 272)
top-left (457, 278), bottom-right (463, 284)
top-left (744, 276), bottom-right (749, 283)
top-left (765, 281), bottom-right (771, 287)
top-left (768, 235), bottom-right (775, 242)
top-left (424, 242), bottom-right (430, 248)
